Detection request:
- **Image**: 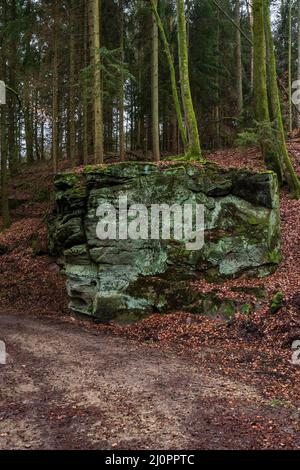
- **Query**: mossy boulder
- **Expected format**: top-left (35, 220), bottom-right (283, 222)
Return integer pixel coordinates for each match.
top-left (48, 162), bottom-right (281, 322)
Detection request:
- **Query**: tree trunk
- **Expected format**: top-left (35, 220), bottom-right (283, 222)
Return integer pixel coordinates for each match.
top-left (150, 0), bottom-right (187, 152)
top-left (264, 0), bottom-right (300, 197)
top-left (288, 0), bottom-right (293, 132)
top-left (69, 0), bottom-right (76, 165)
top-left (152, 0), bottom-right (160, 162)
top-left (88, 0), bottom-right (104, 163)
top-left (24, 84), bottom-right (34, 164)
top-left (0, 0), bottom-right (10, 228)
top-left (52, 0), bottom-right (59, 173)
top-left (246, 0), bottom-right (254, 93)
top-left (41, 120), bottom-right (45, 161)
top-left (119, 0), bottom-right (125, 161)
top-left (83, 1), bottom-right (89, 165)
top-left (7, 0), bottom-right (18, 175)
top-left (235, 0), bottom-right (243, 115)
top-left (0, 108), bottom-right (10, 228)
top-left (176, 0), bottom-right (202, 159)
top-left (253, 0), bottom-right (269, 123)
top-left (297, 0), bottom-right (300, 128)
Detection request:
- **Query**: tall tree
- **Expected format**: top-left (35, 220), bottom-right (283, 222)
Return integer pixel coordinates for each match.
top-left (119, 0), bottom-right (125, 162)
top-left (88, 0), bottom-right (104, 163)
top-left (52, 0), bottom-right (59, 173)
top-left (152, 0), bottom-right (160, 161)
top-left (297, 0), bottom-right (300, 128)
top-left (0, 0), bottom-right (10, 227)
top-left (264, 0), bottom-right (300, 197)
top-left (235, 0), bottom-right (243, 115)
top-left (288, 0), bottom-right (293, 132)
top-left (150, 0), bottom-right (188, 152)
top-left (83, 0), bottom-right (89, 165)
top-left (0, 104), bottom-right (10, 228)
top-left (69, 0), bottom-right (76, 165)
top-left (176, 0), bottom-right (202, 159)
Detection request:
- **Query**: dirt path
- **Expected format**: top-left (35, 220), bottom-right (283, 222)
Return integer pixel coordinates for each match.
top-left (0, 312), bottom-right (299, 450)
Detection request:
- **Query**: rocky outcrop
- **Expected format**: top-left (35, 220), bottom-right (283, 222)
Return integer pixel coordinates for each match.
top-left (48, 162), bottom-right (281, 322)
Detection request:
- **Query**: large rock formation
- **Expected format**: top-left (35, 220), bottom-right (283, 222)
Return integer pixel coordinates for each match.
top-left (48, 162), bottom-right (281, 322)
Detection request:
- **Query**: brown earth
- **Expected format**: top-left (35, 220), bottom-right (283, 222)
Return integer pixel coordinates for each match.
top-left (0, 311), bottom-right (299, 450)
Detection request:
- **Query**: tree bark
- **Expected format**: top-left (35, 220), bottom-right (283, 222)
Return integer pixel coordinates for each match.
top-left (176, 0), bottom-right (202, 159)
top-left (83, 0), bottom-right (88, 165)
top-left (150, 0), bottom-right (188, 151)
top-left (88, 0), bottom-right (104, 163)
top-left (69, 0), bottom-right (76, 165)
top-left (152, 0), bottom-right (160, 161)
top-left (264, 0), bottom-right (300, 197)
top-left (52, 0), bottom-right (59, 173)
top-left (288, 0), bottom-right (293, 132)
top-left (297, 0), bottom-right (300, 128)
top-left (235, 0), bottom-right (243, 115)
top-left (119, 0), bottom-right (125, 161)
top-left (0, 0), bottom-right (10, 227)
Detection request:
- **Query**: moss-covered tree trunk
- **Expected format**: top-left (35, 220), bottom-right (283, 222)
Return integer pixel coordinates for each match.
top-left (52, 0), bottom-right (59, 174)
top-left (253, 0), bottom-right (283, 181)
top-left (264, 0), bottom-right (300, 198)
top-left (151, 0), bottom-right (160, 162)
top-left (176, 0), bottom-right (202, 159)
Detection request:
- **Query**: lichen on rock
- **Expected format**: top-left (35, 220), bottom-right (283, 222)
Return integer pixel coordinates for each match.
top-left (48, 162), bottom-right (281, 322)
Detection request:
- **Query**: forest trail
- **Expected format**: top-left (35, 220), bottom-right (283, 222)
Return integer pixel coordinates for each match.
top-left (0, 311), bottom-right (299, 450)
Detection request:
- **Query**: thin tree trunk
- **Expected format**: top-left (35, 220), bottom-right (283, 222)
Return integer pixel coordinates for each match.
top-left (88, 0), bottom-right (104, 163)
top-left (24, 84), bottom-right (34, 164)
top-left (69, 0), bottom-right (76, 165)
top-left (150, 0), bottom-right (188, 151)
top-left (288, 0), bottom-right (293, 132)
top-left (0, 108), bottom-right (10, 228)
top-left (235, 0), bottom-right (243, 115)
top-left (245, 0), bottom-right (254, 92)
top-left (253, 0), bottom-right (269, 123)
top-left (297, 0), bottom-right (300, 128)
top-left (119, 0), bottom-right (125, 161)
top-left (264, 0), bottom-right (300, 197)
top-left (52, 0), bottom-right (59, 173)
top-left (83, 1), bottom-right (88, 165)
top-left (34, 91), bottom-right (40, 160)
top-left (8, 0), bottom-right (18, 175)
top-left (41, 120), bottom-right (44, 160)
top-left (152, 0), bottom-right (160, 161)
top-left (0, 0), bottom-right (10, 228)
top-left (215, 4), bottom-right (221, 147)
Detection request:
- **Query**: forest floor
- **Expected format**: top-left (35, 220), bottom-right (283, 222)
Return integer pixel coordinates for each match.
top-left (0, 311), bottom-right (299, 450)
top-left (0, 145), bottom-right (300, 449)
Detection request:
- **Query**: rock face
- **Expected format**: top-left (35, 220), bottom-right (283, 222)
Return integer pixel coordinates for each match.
top-left (48, 162), bottom-right (281, 322)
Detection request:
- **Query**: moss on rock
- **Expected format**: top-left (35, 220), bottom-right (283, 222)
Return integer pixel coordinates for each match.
top-left (48, 162), bottom-right (281, 322)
